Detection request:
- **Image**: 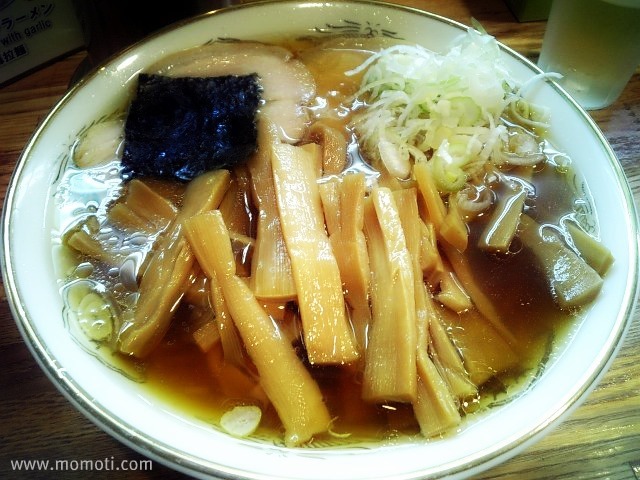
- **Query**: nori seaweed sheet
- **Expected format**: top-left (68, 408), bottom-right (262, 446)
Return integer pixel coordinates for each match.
top-left (121, 73), bottom-right (261, 182)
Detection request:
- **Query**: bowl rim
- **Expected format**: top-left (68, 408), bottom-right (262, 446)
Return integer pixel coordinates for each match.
top-left (2, 1), bottom-right (639, 479)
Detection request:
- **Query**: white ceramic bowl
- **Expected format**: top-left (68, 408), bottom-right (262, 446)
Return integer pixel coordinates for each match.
top-left (2, 1), bottom-right (638, 479)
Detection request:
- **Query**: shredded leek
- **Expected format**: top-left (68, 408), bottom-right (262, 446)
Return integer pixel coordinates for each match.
top-left (348, 28), bottom-right (550, 192)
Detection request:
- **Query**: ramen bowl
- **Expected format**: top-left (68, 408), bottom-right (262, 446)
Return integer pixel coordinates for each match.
top-left (2, 1), bottom-right (638, 479)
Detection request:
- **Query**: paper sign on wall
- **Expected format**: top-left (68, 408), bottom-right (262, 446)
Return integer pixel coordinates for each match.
top-left (0, 0), bottom-right (84, 85)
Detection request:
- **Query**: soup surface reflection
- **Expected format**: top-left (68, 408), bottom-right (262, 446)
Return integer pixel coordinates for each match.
top-left (52, 33), bottom-right (611, 447)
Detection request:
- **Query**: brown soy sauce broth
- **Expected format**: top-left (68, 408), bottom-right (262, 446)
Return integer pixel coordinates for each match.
top-left (144, 304), bottom-right (423, 444)
top-left (468, 163), bottom-right (579, 334)
top-left (54, 35), bottom-right (596, 447)
top-left (139, 166), bottom-right (582, 446)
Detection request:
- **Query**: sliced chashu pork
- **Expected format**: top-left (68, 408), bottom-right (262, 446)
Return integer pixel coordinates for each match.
top-left (148, 42), bottom-right (316, 143)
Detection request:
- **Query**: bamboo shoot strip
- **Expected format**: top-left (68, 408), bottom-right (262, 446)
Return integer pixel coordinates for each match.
top-left (107, 179), bottom-right (178, 233)
top-left (319, 180), bottom-right (340, 236)
top-left (107, 203), bottom-right (154, 233)
top-left (66, 229), bottom-right (125, 267)
top-left (330, 173), bottom-right (371, 352)
top-left (362, 188), bottom-right (417, 402)
top-left (184, 210), bottom-right (332, 446)
top-left (210, 269), bottom-right (247, 368)
top-left (124, 179), bottom-right (178, 230)
top-left (439, 306), bottom-right (519, 386)
top-left (271, 142), bottom-right (359, 365)
top-left (394, 188), bottom-right (461, 431)
top-left (192, 319), bottom-right (221, 353)
top-left (419, 220), bottom-right (445, 287)
top-left (565, 221), bottom-right (614, 276)
top-left (439, 195), bottom-right (469, 251)
top-left (333, 173), bottom-right (370, 312)
top-left (436, 271), bottom-right (473, 314)
top-left (441, 242), bottom-right (518, 347)
top-left (248, 120), bottom-right (297, 301)
top-left (224, 275), bottom-right (333, 446)
top-left (414, 350), bottom-right (462, 437)
top-left (393, 188), bottom-right (427, 340)
top-left (519, 215), bottom-right (604, 309)
top-left (300, 142), bottom-right (324, 179)
top-left (180, 206), bottom-right (245, 366)
top-left (478, 184), bottom-right (526, 253)
top-left (218, 165), bottom-right (254, 240)
top-left (414, 162), bottom-right (446, 229)
top-left (428, 311), bottom-right (478, 399)
top-left (118, 170), bottom-right (231, 358)
top-left (414, 162), bottom-right (468, 251)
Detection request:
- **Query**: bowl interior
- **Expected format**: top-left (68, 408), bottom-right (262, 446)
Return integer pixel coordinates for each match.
top-left (2, 2), bottom-right (638, 479)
